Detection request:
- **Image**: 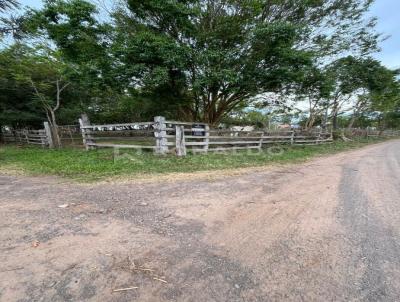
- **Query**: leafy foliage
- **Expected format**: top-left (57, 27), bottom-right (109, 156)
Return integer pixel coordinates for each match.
top-left (0, 139), bottom-right (384, 180)
top-left (0, 44), bottom-right (44, 127)
top-left (0, 0), bottom-right (18, 12)
top-left (327, 56), bottom-right (400, 129)
top-left (0, 0), bottom-right (398, 131)
top-left (111, 0), bottom-right (381, 124)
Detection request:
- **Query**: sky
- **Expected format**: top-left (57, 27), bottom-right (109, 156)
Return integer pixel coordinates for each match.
top-left (14, 0), bottom-right (400, 69)
top-left (367, 0), bottom-right (400, 69)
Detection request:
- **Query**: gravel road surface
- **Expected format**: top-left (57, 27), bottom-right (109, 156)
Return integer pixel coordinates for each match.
top-left (1, 140), bottom-right (399, 301)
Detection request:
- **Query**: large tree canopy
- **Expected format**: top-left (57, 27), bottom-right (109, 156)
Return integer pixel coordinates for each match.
top-left (0, 0), bottom-right (18, 12)
top-left (1, 0), bottom-right (398, 130)
top-left (326, 56), bottom-right (399, 129)
top-left (0, 44), bottom-right (44, 128)
top-left (110, 0), bottom-right (380, 124)
top-left (0, 43), bottom-right (86, 129)
top-left (293, 55), bottom-right (400, 130)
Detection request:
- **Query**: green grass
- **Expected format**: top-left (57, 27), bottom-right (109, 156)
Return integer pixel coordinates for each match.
top-left (0, 138), bottom-right (387, 181)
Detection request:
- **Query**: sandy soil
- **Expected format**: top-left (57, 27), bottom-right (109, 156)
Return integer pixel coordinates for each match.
top-left (1, 140), bottom-right (400, 301)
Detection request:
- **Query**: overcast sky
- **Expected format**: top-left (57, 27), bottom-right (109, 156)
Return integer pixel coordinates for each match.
top-left (367, 0), bottom-right (399, 68)
top-left (16, 0), bottom-right (400, 69)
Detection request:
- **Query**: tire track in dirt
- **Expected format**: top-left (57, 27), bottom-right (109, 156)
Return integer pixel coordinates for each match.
top-left (338, 141), bottom-right (400, 301)
top-left (1, 140), bottom-right (400, 301)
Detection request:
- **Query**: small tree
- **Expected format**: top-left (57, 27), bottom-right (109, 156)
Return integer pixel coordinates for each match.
top-left (13, 45), bottom-right (71, 147)
top-left (327, 56), bottom-right (399, 130)
top-left (0, 45), bottom-right (45, 128)
top-left (295, 66), bottom-right (334, 129)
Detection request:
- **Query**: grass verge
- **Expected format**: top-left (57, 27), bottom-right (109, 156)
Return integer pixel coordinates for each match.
top-left (0, 138), bottom-right (388, 181)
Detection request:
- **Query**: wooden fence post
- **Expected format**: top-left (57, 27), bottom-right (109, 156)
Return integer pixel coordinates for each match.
top-left (203, 124), bottom-right (210, 152)
top-left (175, 125), bottom-right (187, 156)
top-left (78, 118), bottom-right (88, 150)
top-left (290, 130), bottom-right (295, 145)
top-left (16, 131), bottom-right (22, 144)
top-left (258, 131), bottom-right (264, 150)
top-left (79, 113), bottom-right (95, 150)
top-left (23, 130), bottom-right (29, 144)
top-left (14, 131), bottom-right (19, 144)
top-left (43, 122), bottom-right (54, 149)
top-left (154, 116), bottom-right (168, 154)
top-left (316, 128), bottom-right (322, 145)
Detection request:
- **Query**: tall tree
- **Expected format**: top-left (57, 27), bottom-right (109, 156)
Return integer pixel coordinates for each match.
top-left (0, 0), bottom-right (18, 12)
top-left (11, 45), bottom-right (74, 147)
top-left (23, 0), bottom-right (117, 113)
top-left (295, 65), bottom-right (334, 129)
top-left (112, 0), bottom-right (379, 124)
top-left (327, 56), bottom-right (399, 129)
top-left (0, 44), bottom-right (45, 129)
top-left (368, 70), bottom-right (400, 129)
top-left (0, 0), bottom-right (23, 39)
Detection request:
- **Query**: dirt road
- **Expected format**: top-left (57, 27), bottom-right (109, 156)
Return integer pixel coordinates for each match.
top-left (1, 140), bottom-right (400, 301)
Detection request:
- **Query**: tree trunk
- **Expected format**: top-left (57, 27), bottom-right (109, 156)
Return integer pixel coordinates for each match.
top-left (49, 110), bottom-right (61, 148)
top-left (347, 114), bottom-right (357, 130)
top-left (332, 111), bottom-right (338, 129)
top-left (331, 97), bottom-right (339, 130)
top-left (305, 115), bottom-right (315, 130)
top-left (322, 107), bottom-right (328, 129)
top-left (29, 78), bottom-right (69, 149)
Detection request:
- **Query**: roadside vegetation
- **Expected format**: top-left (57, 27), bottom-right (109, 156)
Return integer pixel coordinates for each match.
top-left (1, 0), bottom-right (399, 136)
top-left (0, 138), bottom-right (387, 181)
top-left (0, 1), bottom-right (398, 179)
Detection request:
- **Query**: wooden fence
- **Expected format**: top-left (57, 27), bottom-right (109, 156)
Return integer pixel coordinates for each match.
top-left (78, 115), bottom-right (159, 152)
top-left (58, 124), bottom-right (83, 147)
top-left (382, 129), bottom-right (400, 137)
top-left (78, 115), bottom-right (334, 156)
top-left (1, 123), bottom-right (52, 147)
top-left (2, 123), bottom-right (87, 148)
top-left (2, 117), bottom-right (399, 155)
top-left (341, 128), bottom-right (400, 138)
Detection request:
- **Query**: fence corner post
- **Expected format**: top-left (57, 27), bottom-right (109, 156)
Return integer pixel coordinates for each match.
top-left (258, 131), bottom-right (264, 150)
top-left (154, 116), bottom-right (168, 154)
top-left (203, 124), bottom-right (210, 152)
top-left (290, 130), bottom-right (295, 145)
top-left (175, 125), bottom-right (187, 156)
top-left (316, 128), bottom-right (322, 145)
top-left (43, 122), bottom-right (54, 149)
top-left (79, 113), bottom-right (94, 150)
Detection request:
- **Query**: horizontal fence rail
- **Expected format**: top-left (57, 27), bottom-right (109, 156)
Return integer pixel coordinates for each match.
top-left (3, 118), bottom-right (399, 155)
top-left (164, 125), bottom-right (333, 155)
top-left (1, 128), bottom-right (50, 147)
top-left (77, 116), bottom-right (400, 156)
top-left (339, 128), bottom-right (400, 138)
top-left (76, 118), bottom-right (334, 155)
top-left (58, 124), bottom-right (83, 147)
top-left (78, 114), bottom-right (160, 151)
